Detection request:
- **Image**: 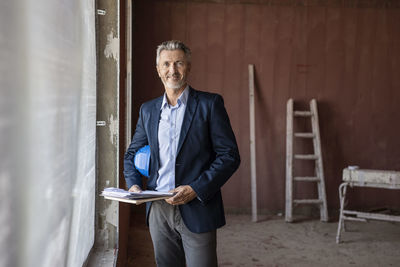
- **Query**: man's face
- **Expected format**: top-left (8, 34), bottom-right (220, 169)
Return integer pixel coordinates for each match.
top-left (156, 49), bottom-right (191, 91)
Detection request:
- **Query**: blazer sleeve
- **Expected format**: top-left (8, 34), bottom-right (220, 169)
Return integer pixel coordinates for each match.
top-left (189, 94), bottom-right (240, 203)
top-left (123, 105), bottom-right (148, 189)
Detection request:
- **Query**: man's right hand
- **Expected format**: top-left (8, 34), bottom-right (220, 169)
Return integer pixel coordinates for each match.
top-left (128, 185), bottom-right (142, 193)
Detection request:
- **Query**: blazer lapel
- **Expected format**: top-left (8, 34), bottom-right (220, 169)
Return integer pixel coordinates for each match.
top-left (149, 97), bottom-right (163, 168)
top-left (177, 88), bottom-right (198, 155)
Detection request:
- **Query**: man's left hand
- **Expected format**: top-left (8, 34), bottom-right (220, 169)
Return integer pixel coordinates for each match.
top-left (165, 185), bottom-right (197, 205)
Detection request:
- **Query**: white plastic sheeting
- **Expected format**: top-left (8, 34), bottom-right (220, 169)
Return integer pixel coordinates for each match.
top-left (0, 1), bottom-right (96, 267)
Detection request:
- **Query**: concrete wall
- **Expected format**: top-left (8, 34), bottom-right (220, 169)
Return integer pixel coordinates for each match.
top-left (94, 0), bottom-right (120, 254)
top-left (132, 0), bottom-right (400, 214)
top-left (0, 1), bottom-right (96, 267)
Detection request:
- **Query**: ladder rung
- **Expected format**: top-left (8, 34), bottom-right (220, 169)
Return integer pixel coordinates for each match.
top-left (294, 154), bottom-right (318, 160)
top-left (294, 111), bottom-right (312, 117)
top-left (294, 176), bottom-right (320, 182)
top-left (294, 199), bottom-right (323, 205)
top-left (294, 132), bottom-right (315, 138)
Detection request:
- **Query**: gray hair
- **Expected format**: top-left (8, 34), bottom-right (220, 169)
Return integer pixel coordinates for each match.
top-left (156, 40), bottom-right (191, 65)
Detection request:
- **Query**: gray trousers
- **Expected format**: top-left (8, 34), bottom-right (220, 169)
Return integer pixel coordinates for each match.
top-left (149, 200), bottom-right (218, 267)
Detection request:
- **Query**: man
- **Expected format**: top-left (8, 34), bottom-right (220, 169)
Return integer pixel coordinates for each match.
top-left (123, 40), bottom-right (240, 267)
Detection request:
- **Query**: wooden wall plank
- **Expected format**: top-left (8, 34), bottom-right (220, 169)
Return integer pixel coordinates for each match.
top-left (170, 2), bottom-right (188, 41)
top-left (221, 4), bottom-right (247, 207)
top-left (257, 5), bottom-right (282, 211)
top-left (206, 3), bottom-right (225, 93)
top-left (187, 3), bottom-right (208, 88)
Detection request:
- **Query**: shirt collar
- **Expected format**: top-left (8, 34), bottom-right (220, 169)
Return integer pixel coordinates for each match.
top-left (160, 85), bottom-right (190, 110)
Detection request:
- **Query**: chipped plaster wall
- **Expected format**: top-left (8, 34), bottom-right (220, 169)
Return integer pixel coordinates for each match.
top-left (104, 31), bottom-right (120, 61)
top-left (95, 0), bottom-right (120, 252)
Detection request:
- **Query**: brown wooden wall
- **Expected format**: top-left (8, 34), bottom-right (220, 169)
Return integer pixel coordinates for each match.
top-left (132, 0), bottom-right (400, 213)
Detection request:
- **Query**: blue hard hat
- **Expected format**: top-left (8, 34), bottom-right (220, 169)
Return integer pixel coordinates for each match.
top-left (134, 145), bottom-right (150, 177)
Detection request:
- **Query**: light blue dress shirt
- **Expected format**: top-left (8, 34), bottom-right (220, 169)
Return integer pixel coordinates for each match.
top-left (156, 86), bottom-right (189, 192)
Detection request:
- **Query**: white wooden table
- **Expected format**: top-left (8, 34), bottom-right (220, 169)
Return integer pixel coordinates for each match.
top-left (336, 168), bottom-right (400, 243)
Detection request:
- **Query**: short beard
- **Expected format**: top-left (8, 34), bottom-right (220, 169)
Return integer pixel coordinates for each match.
top-left (164, 80), bottom-right (186, 90)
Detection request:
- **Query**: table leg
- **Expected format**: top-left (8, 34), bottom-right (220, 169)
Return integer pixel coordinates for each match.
top-left (336, 182), bottom-right (348, 244)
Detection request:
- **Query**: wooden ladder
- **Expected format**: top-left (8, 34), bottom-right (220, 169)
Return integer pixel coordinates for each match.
top-left (285, 98), bottom-right (328, 222)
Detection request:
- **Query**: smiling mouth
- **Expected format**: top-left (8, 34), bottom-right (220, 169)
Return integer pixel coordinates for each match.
top-left (168, 75), bottom-right (180, 81)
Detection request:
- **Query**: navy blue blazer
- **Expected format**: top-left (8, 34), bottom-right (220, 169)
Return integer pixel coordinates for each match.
top-left (123, 87), bottom-right (240, 233)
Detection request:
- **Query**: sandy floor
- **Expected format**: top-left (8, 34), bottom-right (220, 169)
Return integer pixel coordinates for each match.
top-left (218, 215), bottom-right (400, 267)
top-left (127, 213), bottom-right (400, 266)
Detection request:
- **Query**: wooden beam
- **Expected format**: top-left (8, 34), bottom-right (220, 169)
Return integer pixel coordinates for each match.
top-left (248, 64), bottom-right (257, 222)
